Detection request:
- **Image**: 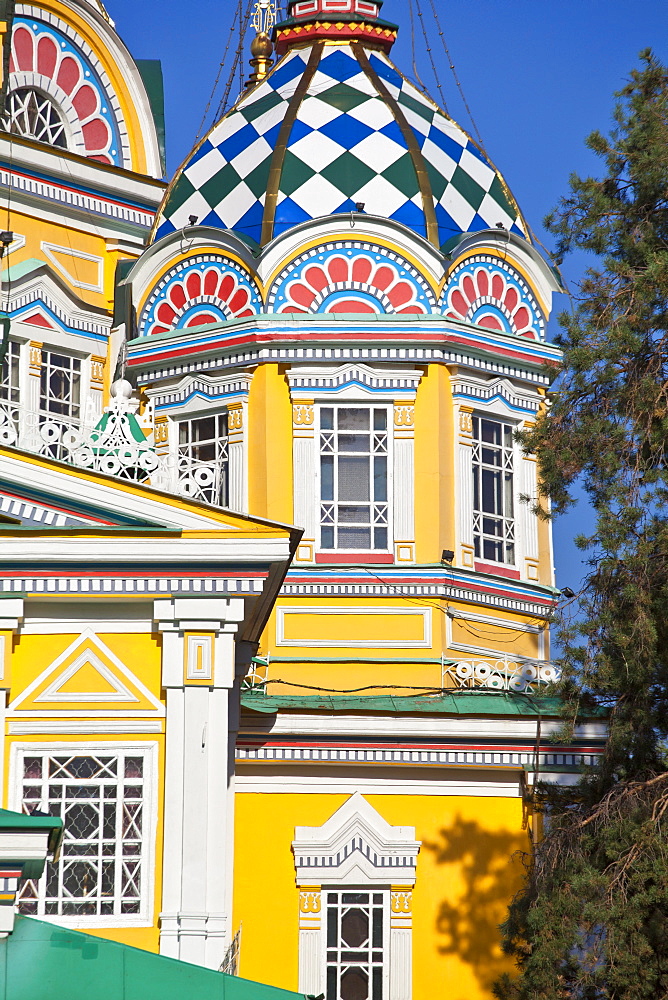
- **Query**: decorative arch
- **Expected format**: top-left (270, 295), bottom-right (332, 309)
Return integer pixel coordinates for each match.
top-left (6, 14), bottom-right (125, 165)
top-left (293, 792), bottom-right (420, 885)
top-left (267, 242), bottom-right (437, 315)
top-left (139, 254), bottom-right (261, 336)
top-left (442, 255), bottom-right (546, 340)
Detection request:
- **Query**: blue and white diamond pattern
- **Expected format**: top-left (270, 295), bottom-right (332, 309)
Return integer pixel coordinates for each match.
top-left (367, 50), bottom-right (526, 242)
top-left (155, 40), bottom-right (527, 249)
top-left (156, 47), bottom-right (310, 244)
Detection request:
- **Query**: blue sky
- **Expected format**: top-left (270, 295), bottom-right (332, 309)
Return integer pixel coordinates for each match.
top-left (110, 0), bottom-right (668, 593)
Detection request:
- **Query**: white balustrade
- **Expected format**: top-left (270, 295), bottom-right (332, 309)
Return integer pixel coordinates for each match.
top-left (0, 383), bottom-right (222, 505)
top-left (443, 655), bottom-right (559, 693)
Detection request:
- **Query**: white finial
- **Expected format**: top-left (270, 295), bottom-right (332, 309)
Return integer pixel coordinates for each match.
top-left (252, 0), bottom-right (276, 36)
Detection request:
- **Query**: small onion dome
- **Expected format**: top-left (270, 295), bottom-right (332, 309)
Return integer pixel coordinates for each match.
top-left (153, 9), bottom-right (527, 250)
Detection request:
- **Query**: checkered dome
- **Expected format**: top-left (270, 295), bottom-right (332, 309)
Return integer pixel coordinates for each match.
top-left (154, 42), bottom-right (527, 249)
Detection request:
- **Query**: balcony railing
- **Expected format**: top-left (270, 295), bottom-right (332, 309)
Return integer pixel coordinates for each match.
top-left (241, 654), bottom-right (559, 695)
top-left (444, 655), bottom-right (559, 693)
top-left (0, 387), bottom-right (223, 506)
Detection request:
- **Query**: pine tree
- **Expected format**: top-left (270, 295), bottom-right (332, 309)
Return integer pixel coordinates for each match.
top-left (494, 51), bottom-right (668, 1000)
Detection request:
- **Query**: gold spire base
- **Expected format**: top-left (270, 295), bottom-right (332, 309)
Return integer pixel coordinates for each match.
top-left (246, 32), bottom-right (274, 88)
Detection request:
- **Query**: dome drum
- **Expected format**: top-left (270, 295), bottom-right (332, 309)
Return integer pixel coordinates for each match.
top-left (127, 218), bottom-right (558, 342)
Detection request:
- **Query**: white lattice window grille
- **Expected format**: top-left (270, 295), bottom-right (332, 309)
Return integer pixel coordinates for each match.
top-left (472, 415), bottom-right (515, 564)
top-left (0, 341), bottom-right (20, 405)
top-left (177, 412), bottom-right (229, 505)
top-left (326, 890), bottom-right (387, 1000)
top-left (319, 406), bottom-right (389, 551)
top-left (39, 350), bottom-right (81, 420)
top-left (17, 750), bottom-right (151, 922)
top-left (5, 87), bottom-right (69, 148)
top-left (38, 350), bottom-right (82, 460)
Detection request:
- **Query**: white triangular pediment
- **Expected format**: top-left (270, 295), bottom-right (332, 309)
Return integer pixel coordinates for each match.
top-left (35, 649), bottom-right (138, 703)
top-left (293, 792), bottom-right (420, 886)
top-left (8, 629), bottom-right (165, 717)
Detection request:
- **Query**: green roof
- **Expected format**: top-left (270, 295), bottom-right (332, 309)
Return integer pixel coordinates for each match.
top-left (240, 691), bottom-right (606, 718)
top-left (0, 916), bottom-right (305, 1000)
top-left (0, 808), bottom-right (63, 858)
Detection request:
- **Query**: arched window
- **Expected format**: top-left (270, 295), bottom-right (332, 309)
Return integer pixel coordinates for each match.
top-left (5, 87), bottom-right (69, 149)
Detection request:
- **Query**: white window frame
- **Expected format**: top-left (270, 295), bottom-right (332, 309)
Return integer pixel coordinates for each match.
top-left (317, 403), bottom-right (392, 553)
top-left (174, 409), bottom-right (230, 506)
top-left (0, 339), bottom-right (21, 406)
top-left (294, 793), bottom-right (419, 1000)
top-left (471, 413), bottom-right (516, 566)
top-left (39, 348), bottom-right (82, 422)
top-left (9, 741), bottom-right (158, 928)
top-left (323, 887), bottom-right (390, 1000)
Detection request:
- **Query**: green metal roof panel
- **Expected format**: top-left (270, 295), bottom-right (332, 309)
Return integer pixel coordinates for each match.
top-left (0, 809), bottom-right (63, 856)
top-left (0, 916), bottom-right (305, 1000)
top-left (136, 60), bottom-right (166, 177)
top-left (0, 809), bottom-right (62, 832)
top-left (240, 691), bottom-right (606, 718)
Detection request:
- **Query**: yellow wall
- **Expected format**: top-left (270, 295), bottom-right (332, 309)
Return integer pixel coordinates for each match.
top-left (248, 364), bottom-right (294, 524)
top-left (414, 364), bottom-right (455, 564)
top-left (233, 786), bottom-right (528, 1000)
top-left (258, 594), bottom-right (545, 694)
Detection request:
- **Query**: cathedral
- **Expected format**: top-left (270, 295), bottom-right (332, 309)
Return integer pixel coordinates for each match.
top-left (0, 0), bottom-right (606, 997)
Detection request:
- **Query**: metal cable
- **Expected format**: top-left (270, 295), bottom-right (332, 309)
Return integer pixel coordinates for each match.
top-left (407, 0), bottom-right (437, 107)
top-left (424, 0), bottom-right (485, 150)
top-left (216, 0), bottom-right (255, 120)
top-left (413, 0), bottom-right (449, 114)
top-left (195, 0), bottom-right (246, 140)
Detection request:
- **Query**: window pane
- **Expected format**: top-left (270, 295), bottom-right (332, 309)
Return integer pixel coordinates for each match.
top-left (339, 526), bottom-right (371, 548)
top-left (339, 433), bottom-right (370, 453)
top-left (321, 408), bottom-right (334, 430)
top-left (341, 968), bottom-right (368, 1000)
top-left (373, 527), bottom-right (387, 549)
top-left (321, 455), bottom-right (334, 501)
top-left (321, 526), bottom-right (334, 549)
top-left (338, 409), bottom-right (369, 430)
top-left (338, 456), bottom-right (370, 501)
top-left (373, 456), bottom-right (387, 502)
top-left (339, 506), bottom-right (370, 523)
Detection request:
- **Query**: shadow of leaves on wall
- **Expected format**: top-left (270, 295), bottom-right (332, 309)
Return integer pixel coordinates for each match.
top-left (423, 816), bottom-right (528, 995)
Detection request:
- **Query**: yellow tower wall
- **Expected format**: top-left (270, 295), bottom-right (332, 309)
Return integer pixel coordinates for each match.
top-left (248, 364), bottom-right (294, 525)
top-left (233, 787), bottom-right (528, 1000)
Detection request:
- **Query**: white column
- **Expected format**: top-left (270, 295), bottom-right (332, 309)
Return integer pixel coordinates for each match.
top-left (389, 888), bottom-right (413, 1000)
top-left (227, 402), bottom-right (246, 513)
top-left (517, 421), bottom-right (540, 581)
top-left (298, 888), bottom-right (323, 994)
top-left (22, 342), bottom-right (42, 450)
top-left (393, 402), bottom-right (415, 563)
top-left (292, 399), bottom-right (317, 562)
top-left (89, 356), bottom-right (105, 421)
top-left (0, 600), bottom-right (22, 809)
top-left (155, 597), bottom-right (245, 970)
top-left (457, 407), bottom-right (475, 569)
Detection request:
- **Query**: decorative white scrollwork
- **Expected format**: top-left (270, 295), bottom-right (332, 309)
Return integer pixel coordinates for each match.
top-left (444, 657), bottom-right (559, 693)
top-left (0, 381), bottom-right (223, 506)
